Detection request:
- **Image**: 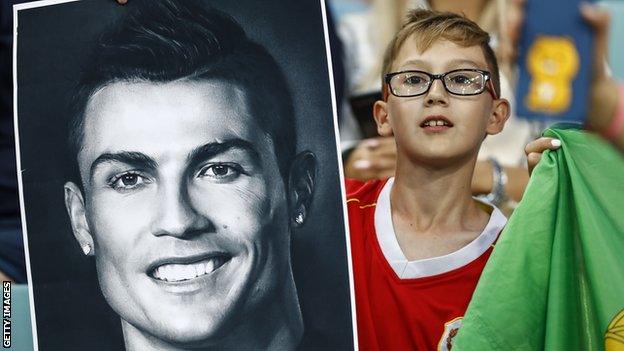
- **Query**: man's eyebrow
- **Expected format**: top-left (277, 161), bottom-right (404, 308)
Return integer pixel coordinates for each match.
top-left (186, 139), bottom-right (262, 168)
top-left (89, 151), bottom-right (158, 180)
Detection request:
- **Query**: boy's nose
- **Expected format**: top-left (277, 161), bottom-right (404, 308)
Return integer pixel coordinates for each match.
top-left (424, 79), bottom-right (449, 106)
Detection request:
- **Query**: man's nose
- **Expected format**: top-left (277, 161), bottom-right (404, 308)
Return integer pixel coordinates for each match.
top-left (424, 79), bottom-right (449, 106)
top-left (150, 179), bottom-right (211, 238)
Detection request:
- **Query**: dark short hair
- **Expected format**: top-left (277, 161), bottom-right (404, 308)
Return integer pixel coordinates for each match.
top-left (68, 0), bottom-right (296, 182)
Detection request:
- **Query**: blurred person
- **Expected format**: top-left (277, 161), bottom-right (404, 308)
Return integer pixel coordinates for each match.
top-left (522, 1), bottom-right (624, 160)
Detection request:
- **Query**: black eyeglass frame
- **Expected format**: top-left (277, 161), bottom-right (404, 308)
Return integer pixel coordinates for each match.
top-left (384, 68), bottom-right (498, 99)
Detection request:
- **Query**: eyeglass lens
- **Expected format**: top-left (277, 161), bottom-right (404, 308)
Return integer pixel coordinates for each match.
top-left (389, 70), bottom-right (487, 97)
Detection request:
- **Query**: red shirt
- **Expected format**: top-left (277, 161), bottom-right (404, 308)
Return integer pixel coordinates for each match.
top-left (346, 178), bottom-right (504, 350)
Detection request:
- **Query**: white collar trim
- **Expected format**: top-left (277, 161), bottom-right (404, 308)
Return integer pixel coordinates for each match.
top-left (374, 177), bottom-right (507, 279)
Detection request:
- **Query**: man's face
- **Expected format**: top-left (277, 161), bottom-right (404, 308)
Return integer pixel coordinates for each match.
top-left (380, 38), bottom-right (507, 165)
top-left (69, 80), bottom-right (292, 344)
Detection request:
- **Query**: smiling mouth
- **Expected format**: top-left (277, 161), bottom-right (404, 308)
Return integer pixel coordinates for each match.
top-left (150, 255), bottom-right (231, 282)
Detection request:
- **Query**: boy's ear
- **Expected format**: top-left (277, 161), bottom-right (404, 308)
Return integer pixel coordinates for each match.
top-left (64, 182), bottom-right (95, 256)
top-left (373, 100), bottom-right (394, 137)
top-left (485, 98), bottom-right (511, 136)
top-left (287, 151), bottom-right (316, 228)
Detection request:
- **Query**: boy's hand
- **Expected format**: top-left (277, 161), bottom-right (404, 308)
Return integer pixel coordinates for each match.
top-left (344, 137), bottom-right (397, 180)
top-left (525, 137), bottom-right (561, 174)
top-left (116, 0), bottom-right (128, 4)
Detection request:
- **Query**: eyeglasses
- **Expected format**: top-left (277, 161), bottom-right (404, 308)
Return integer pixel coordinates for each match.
top-left (384, 69), bottom-right (498, 100)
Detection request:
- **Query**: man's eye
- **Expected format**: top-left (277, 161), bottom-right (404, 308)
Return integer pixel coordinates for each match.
top-left (108, 172), bottom-right (150, 191)
top-left (198, 163), bottom-right (243, 180)
top-left (120, 174), bottom-right (138, 186)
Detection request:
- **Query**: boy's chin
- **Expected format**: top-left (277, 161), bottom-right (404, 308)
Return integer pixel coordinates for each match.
top-left (405, 146), bottom-right (478, 168)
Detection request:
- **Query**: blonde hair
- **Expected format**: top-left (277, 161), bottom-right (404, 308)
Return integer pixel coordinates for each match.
top-left (381, 9), bottom-right (501, 96)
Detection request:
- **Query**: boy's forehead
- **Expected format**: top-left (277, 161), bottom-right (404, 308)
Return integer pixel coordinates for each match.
top-left (392, 37), bottom-right (489, 72)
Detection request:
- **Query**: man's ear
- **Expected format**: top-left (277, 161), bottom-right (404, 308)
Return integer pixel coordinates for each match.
top-left (486, 98), bottom-right (511, 135)
top-left (373, 100), bottom-right (394, 137)
top-left (64, 182), bottom-right (95, 256)
top-left (287, 151), bottom-right (316, 228)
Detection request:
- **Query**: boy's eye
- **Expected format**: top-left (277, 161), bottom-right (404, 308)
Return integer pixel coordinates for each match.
top-left (404, 74), bottom-right (426, 85)
top-left (449, 74), bottom-right (472, 85)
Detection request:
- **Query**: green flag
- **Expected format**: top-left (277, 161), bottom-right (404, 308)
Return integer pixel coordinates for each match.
top-left (453, 126), bottom-right (624, 351)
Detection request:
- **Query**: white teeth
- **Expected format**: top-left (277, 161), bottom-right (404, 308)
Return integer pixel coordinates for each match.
top-left (424, 120), bottom-right (449, 127)
top-left (183, 265), bottom-right (194, 278)
top-left (196, 264), bottom-right (206, 277)
top-left (205, 259), bottom-right (215, 275)
top-left (152, 258), bottom-right (223, 282)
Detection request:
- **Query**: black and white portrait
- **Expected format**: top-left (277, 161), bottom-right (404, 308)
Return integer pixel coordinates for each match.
top-left (14, 0), bottom-right (354, 349)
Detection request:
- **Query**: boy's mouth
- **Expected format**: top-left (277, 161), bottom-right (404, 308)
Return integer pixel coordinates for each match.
top-left (420, 115), bottom-right (453, 129)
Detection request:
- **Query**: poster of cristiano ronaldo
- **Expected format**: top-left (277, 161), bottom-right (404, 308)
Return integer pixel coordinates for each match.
top-left (13, 0), bottom-right (355, 349)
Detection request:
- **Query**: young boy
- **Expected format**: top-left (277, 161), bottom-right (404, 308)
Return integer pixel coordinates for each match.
top-left (346, 9), bottom-right (511, 350)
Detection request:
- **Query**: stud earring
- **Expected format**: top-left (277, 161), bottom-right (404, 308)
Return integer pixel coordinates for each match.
top-left (81, 243), bottom-right (92, 256)
top-left (294, 205), bottom-right (307, 227)
top-left (295, 212), bottom-right (305, 225)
